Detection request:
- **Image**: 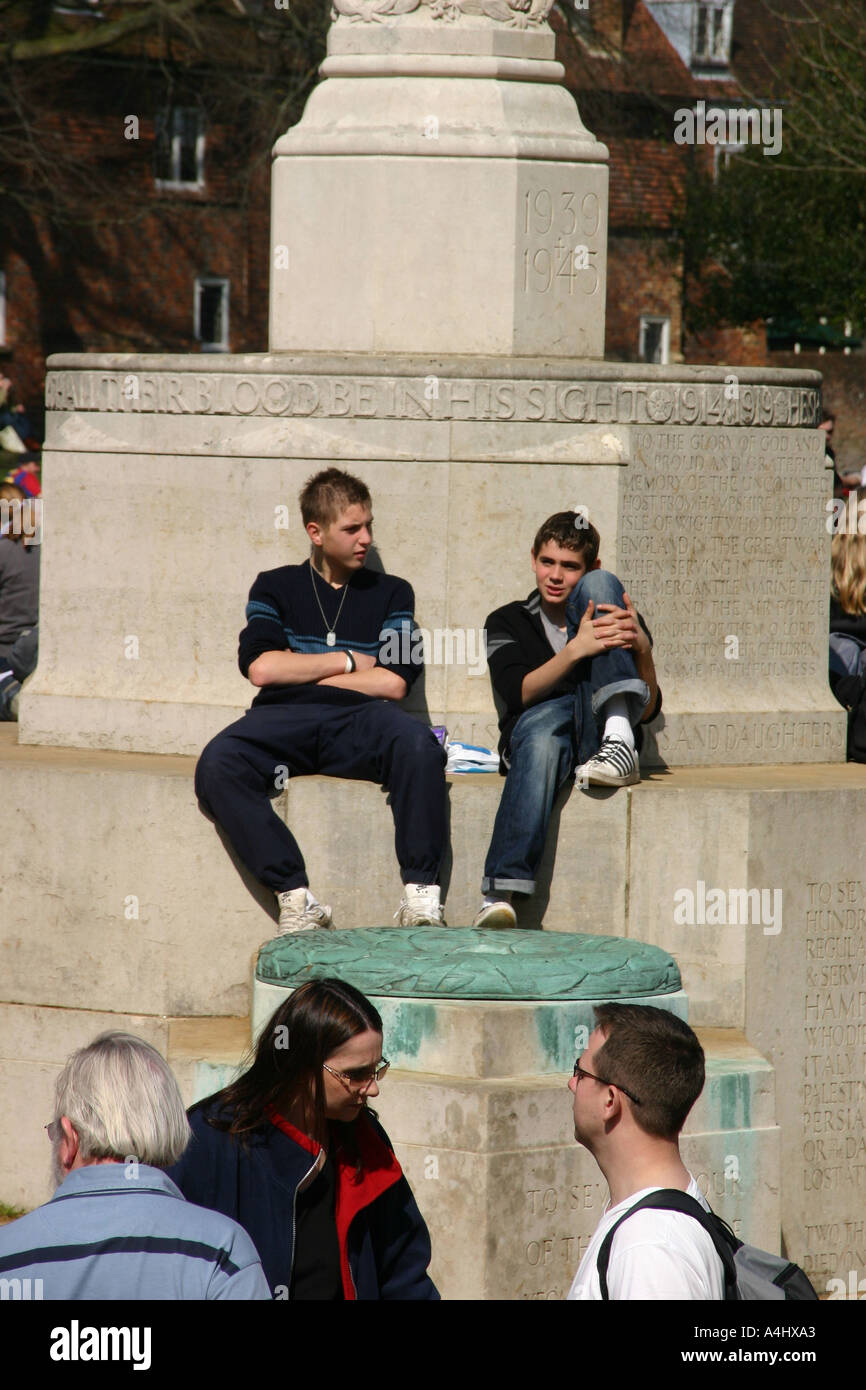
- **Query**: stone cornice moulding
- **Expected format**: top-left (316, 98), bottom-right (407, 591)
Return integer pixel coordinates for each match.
top-left (329, 0), bottom-right (555, 30)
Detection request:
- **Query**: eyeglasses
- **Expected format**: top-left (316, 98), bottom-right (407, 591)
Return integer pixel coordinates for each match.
top-left (323, 1059), bottom-right (390, 1091)
top-left (44, 1120), bottom-right (61, 1142)
top-left (572, 1061), bottom-right (642, 1107)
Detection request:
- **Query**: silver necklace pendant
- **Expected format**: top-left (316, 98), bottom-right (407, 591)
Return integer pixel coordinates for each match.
top-left (310, 560), bottom-right (349, 648)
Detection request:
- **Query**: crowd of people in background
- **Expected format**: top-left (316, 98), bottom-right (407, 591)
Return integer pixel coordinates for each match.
top-left (0, 373), bottom-right (41, 720)
top-left (824, 409), bottom-right (866, 761)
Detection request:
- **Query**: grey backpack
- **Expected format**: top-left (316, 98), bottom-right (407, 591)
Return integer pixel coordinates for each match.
top-left (596, 1188), bottom-right (818, 1301)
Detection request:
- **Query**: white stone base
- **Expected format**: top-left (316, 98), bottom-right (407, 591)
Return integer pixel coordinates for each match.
top-left (1, 729), bottom-right (862, 1291)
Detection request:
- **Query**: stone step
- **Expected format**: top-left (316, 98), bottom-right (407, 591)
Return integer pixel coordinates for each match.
top-left (1, 726), bottom-right (861, 1281)
top-left (3, 724), bottom-right (864, 1031)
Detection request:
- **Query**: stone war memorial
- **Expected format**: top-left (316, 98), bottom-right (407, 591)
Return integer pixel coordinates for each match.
top-left (2, 0), bottom-right (865, 1301)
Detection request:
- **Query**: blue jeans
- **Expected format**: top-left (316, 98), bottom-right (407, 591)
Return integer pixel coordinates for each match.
top-left (482, 571), bottom-right (649, 896)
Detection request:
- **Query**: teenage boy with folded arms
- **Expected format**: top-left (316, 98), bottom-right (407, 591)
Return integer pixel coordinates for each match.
top-left (196, 467), bottom-right (447, 933)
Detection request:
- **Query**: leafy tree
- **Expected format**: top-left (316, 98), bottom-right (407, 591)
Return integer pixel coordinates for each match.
top-left (681, 0), bottom-right (866, 335)
top-left (0, 1), bottom-right (329, 384)
top-left (0, 0), bottom-right (329, 225)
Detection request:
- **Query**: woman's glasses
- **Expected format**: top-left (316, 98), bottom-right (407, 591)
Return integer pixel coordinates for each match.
top-left (323, 1059), bottom-right (390, 1091)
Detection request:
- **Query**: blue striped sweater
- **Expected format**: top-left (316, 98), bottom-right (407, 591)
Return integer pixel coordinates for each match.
top-left (237, 561), bottom-right (421, 707)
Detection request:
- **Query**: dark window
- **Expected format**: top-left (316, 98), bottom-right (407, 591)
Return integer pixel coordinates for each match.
top-left (195, 278), bottom-right (229, 351)
top-left (639, 316), bottom-right (670, 365)
top-left (694, 3), bottom-right (730, 66)
top-left (155, 107), bottom-right (204, 188)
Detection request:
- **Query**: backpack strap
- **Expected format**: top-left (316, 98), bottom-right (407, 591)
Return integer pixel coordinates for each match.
top-left (596, 1188), bottom-right (739, 1300)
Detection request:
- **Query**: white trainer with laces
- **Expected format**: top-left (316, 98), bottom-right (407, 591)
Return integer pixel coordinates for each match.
top-left (472, 900), bottom-right (518, 929)
top-left (275, 887), bottom-right (333, 935)
top-left (394, 883), bottom-right (446, 927)
top-left (576, 736), bottom-right (640, 788)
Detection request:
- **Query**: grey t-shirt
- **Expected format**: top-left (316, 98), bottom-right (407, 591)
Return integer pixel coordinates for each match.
top-left (539, 608), bottom-right (567, 654)
top-left (0, 537), bottom-right (39, 651)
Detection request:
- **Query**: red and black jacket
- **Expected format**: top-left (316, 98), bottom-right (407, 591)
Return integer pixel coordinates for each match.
top-left (166, 1101), bottom-right (439, 1301)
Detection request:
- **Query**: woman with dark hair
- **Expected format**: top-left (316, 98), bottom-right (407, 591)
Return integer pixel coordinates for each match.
top-left (166, 977), bottom-right (438, 1300)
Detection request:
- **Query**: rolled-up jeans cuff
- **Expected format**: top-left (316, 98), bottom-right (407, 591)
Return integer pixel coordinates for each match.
top-left (482, 876), bottom-right (534, 896)
top-left (591, 677), bottom-right (650, 725)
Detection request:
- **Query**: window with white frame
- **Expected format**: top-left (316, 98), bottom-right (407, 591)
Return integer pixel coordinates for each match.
top-left (194, 277), bottom-right (230, 352)
top-left (693, 2), bottom-right (732, 67)
top-left (713, 141), bottom-right (745, 178)
top-left (639, 316), bottom-right (670, 365)
top-left (155, 107), bottom-right (205, 189)
top-left (0, 272), bottom-right (6, 346)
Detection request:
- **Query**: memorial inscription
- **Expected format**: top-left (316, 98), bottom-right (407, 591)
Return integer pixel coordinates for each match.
top-left (801, 879), bottom-right (866, 1285)
top-left (621, 429), bottom-right (827, 689)
top-left (520, 187), bottom-right (601, 297)
top-left (515, 1167), bottom-right (745, 1298)
top-left (45, 370), bottom-right (820, 429)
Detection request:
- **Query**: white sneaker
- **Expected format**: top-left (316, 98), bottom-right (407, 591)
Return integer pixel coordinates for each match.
top-left (575, 736), bottom-right (640, 787)
top-left (275, 887), bottom-right (333, 935)
top-left (472, 900), bottom-right (518, 929)
top-left (394, 883), bottom-right (446, 927)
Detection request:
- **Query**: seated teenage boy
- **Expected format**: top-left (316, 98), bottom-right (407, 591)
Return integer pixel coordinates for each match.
top-left (196, 467), bottom-right (448, 933)
top-left (474, 511), bottom-right (661, 929)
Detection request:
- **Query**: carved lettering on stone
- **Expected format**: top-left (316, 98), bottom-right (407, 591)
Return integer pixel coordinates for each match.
top-left (620, 428), bottom-right (828, 712)
top-left (45, 371), bottom-right (821, 428)
top-left (801, 880), bottom-right (866, 1282)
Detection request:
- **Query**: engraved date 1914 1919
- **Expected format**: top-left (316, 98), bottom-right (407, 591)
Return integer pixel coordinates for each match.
top-left (521, 188), bottom-right (601, 295)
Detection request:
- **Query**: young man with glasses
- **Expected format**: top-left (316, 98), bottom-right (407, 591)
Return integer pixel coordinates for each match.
top-left (566, 1002), bottom-right (725, 1300)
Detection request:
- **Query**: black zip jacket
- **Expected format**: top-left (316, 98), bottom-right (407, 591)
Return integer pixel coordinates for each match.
top-left (485, 588), bottom-right (662, 768)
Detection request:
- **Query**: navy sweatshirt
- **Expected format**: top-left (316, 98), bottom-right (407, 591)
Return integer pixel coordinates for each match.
top-left (237, 562), bottom-right (421, 708)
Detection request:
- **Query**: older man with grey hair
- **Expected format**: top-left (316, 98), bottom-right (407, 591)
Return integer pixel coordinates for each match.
top-left (0, 1031), bottom-right (271, 1299)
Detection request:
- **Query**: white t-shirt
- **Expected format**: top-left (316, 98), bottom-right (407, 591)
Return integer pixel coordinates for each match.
top-left (566, 1175), bottom-right (726, 1301)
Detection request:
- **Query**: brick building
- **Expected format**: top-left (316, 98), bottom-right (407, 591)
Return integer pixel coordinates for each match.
top-left (0, 2), bottom-right (319, 435)
top-left (0, 0), bottom-right (854, 436)
top-left (2, 92), bottom-right (271, 432)
top-left (553, 0), bottom-right (801, 368)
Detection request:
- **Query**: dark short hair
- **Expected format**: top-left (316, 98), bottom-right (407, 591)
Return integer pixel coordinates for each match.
top-left (532, 511), bottom-right (600, 567)
top-left (821, 410), bottom-right (836, 426)
top-left (299, 468), bottom-right (371, 528)
top-left (592, 1003), bottom-right (705, 1139)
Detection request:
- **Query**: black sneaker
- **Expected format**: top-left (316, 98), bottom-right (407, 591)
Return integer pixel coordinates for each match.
top-left (0, 675), bottom-right (20, 722)
top-left (576, 736), bottom-right (639, 787)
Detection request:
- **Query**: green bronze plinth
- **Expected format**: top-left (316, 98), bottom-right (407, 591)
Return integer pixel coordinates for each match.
top-left (256, 927), bottom-right (680, 1001)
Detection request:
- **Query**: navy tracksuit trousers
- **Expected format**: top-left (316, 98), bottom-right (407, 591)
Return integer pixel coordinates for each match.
top-left (195, 693), bottom-right (447, 893)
